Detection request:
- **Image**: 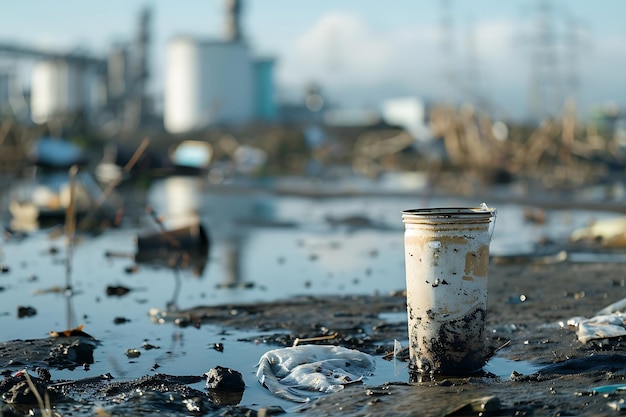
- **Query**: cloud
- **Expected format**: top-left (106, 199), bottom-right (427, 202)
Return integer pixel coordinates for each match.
top-left (275, 10), bottom-right (626, 119)
top-left (276, 11), bottom-right (524, 108)
top-left (282, 12), bottom-right (393, 85)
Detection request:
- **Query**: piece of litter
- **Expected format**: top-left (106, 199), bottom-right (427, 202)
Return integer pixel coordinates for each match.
top-left (393, 339), bottom-right (402, 360)
top-left (256, 345), bottom-right (375, 403)
top-left (590, 384), bottom-right (626, 394)
top-left (576, 312), bottom-right (626, 343)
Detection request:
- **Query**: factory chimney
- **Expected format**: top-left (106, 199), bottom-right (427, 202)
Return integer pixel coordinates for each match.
top-left (225, 0), bottom-right (243, 42)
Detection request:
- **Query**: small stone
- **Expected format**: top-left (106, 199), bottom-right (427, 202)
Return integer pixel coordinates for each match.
top-left (17, 306), bottom-right (37, 318)
top-left (125, 349), bottom-right (141, 358)
top-left (257, 406), bottom-right (286, 417)
top-left (205, 366), bottom-right (245, 391)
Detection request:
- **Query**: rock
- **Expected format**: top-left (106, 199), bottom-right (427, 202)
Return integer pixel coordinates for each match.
top-left (205, 366), bottom-right (245, 391)
top-left (205, 366), bottom-right (245, 406)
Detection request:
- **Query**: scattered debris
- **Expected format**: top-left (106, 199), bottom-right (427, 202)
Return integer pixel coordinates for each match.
top-left (49, 324), bottom-right (96, 339)
top-left (607, 399), bottom-right (626, 412)
top-left (491, 249), bottom-right (567, 266)
top-left (256, 345), bottom-right (375, 402)
top-left (570, 217), bottom-right (626, 248)
top-left (292, 332), bottom-right (338, 347)
top-left (106, 285), bottom-right (132, 297)
top-left (566, 296), bottom-right (626, 343)
top-left (125, 349), bottom-right (141, 358)
top-left (0, 369), bottom-right (55, 405)
top-left (142, 342), bottom-right (160, 350)
top-left (589, 383), bottom-right (626, 394)
top-left (107, 218), bottom-right (210, 276)
top-left (444, 395), bottom-right (502, 417)
top-left (204, 366), bottom-right (245, 406)
top-left (32, 285), bottom-right (67, 295)
top-left (16, 306), bottom-right (36, 318)
top-left (205, 366), bottom-right (245, 391)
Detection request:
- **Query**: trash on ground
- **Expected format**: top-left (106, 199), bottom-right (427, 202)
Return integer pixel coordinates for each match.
top-left (589, 384), bottom-right (626, 394)
top-left (570, 217), bottom-right (626, 248)
top-left (491, 249), bottom-right (567, 265)
top-left (575, 313), bottom-right (626, 343)
top-left (256, 345), bottom-right (376, 403)
top-left (567, 296), bottom-right (626, 343)
top-left (49, 324), bottom-right (96, 339)
top-left (444, 395), bottom-right (503, 417)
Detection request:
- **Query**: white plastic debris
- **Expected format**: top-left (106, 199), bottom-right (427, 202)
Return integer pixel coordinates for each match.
top-left (576, 312), bottom-right (626, 343)
top-left (570, 296), bottom-right (626, 343)
top-left (256, 345), bottom-right (375, 402)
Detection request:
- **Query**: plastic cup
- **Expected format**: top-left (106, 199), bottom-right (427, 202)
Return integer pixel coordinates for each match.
top-left (402, 206), bottom-right (496, 375)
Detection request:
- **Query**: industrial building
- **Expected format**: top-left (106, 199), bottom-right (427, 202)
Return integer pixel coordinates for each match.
top-left (0, 6), bottom-right (151, 131)
top-left (30, 59), bottom-right (103, 124)
top-left (0, 0), bottom-right (275, 134)
top-left (164, 0), bottom-right (276, 134)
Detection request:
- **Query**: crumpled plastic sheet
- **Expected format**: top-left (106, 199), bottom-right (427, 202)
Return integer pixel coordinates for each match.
top-left (570, 297), bottom-right (626, 343)
top-left (575, 312), bottom-right (626, 343)
top-left (256, 345), bottom-right (376, 403)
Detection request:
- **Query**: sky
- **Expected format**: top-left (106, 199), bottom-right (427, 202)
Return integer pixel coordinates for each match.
top-left (1, 0), bottom-right (625, 122)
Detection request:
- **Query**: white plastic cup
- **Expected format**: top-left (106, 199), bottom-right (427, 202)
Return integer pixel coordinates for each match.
top-left (402, 206), bottom-right (496, 375)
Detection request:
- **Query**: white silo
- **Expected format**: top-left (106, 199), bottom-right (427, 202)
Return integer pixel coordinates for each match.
top-left (164, 37), bottom-right (202, 133)
top-left (31, 60), bottom-right (68, 124)
top-left (164, 37), bottom-right (254, 133)
top-left (31, 59), bottom-right (101, 124)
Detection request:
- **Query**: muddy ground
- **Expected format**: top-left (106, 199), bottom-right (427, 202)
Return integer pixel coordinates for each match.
top-left (3, 256), bottom-right (626, 416)
top-left (146, 259), bottom-right (626, 416)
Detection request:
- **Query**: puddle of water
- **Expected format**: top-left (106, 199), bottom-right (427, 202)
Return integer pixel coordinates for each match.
top-left (568, 252), bottom-right (626, 263)
top-left (378, 311), bottom-right (408, 323)
top-left (483, 356), bottom-right (543, 378)
top-left (376, 313), bottom-right (543, 382)
top-left (0, 179), bottom-right (621, 413)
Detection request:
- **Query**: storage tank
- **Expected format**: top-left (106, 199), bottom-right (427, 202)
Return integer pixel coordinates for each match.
top-left (31, 60), bottom-right (66, 123)
top-left (253, 57), bottom-right (276, 121)
top-left (164, 37), bottom-right (254, 133)
top-left (164, 37), bottom-right (204, 133)
top-left (31, 59), bottom-right (100, 124)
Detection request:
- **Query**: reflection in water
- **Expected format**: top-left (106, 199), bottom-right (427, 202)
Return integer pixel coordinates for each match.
top-left (136, 222), bottom-right (210, 310)
top-left (139, 176), bottom-right (211, 277)
top-left (132, 176), bottom-right (212, 311)
top-left (147, 177), bottom-right (277, 292)
top-left (221, 237), bottom-right (241, 288)
top-left (135, 222), bottom-right (210, 276)
top-left (160, 176), bottom-right (201, 229)
top-left (7, 167), bottom-right (123, 234)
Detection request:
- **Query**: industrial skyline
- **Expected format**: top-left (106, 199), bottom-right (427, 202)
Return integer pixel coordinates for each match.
top-left (0, 0), bottom-right (624, 123)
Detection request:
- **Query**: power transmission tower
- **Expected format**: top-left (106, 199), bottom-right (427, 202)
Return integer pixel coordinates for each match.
top-left (225, 0), bottom-right (243, 42)
top-left (527, 0), bottom-right (563, 120)
top-left (463, 13), bottom-right (490, 111)
top-left (439, 0), bottom-right (457, 103)
top-left (564, 14), bottom-right (582, 104)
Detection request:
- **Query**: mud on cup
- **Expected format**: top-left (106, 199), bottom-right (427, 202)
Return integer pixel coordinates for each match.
top-left (402, 205), bottom-right (496, 377)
